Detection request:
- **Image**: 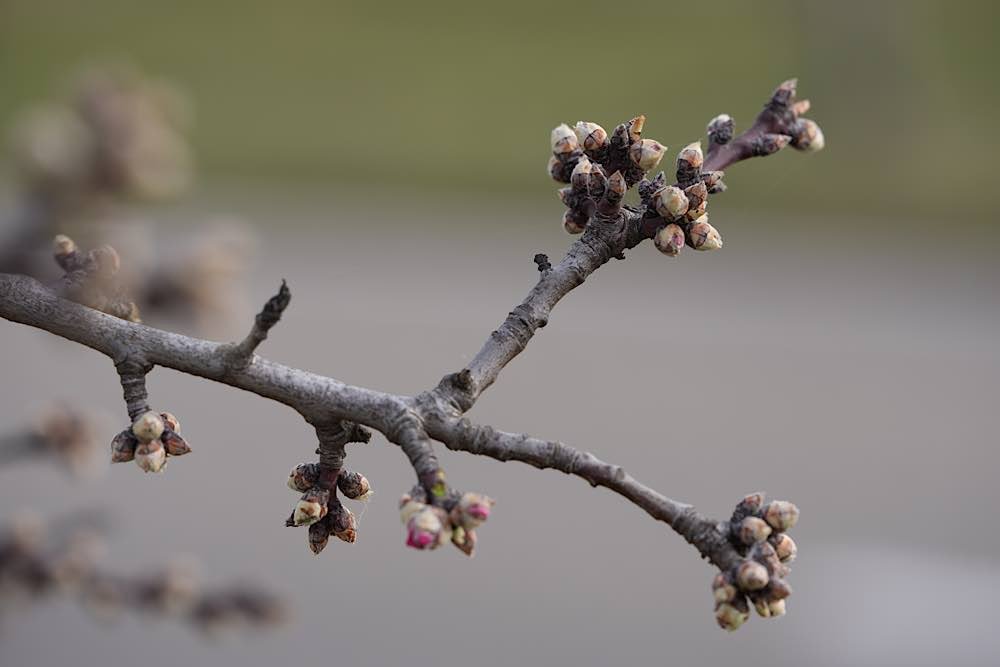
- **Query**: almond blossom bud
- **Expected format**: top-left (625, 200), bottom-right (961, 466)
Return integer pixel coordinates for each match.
top-left (329, 503), bottom-right (357, 543)
top-left (768, 577), bottom-right (793, 601)
top-left (570, 156), bottom-right (593, 189)
top-left (110, 429), bottom-right (137, 463)
top-left (606, 170), bottom-right (626, 199)
top-left (134, 440), bottom-right (167, 473)
top-left (455, 492), bottom-right (494, 530)
top-left (768, 598), bottom-right (786, 617)
top-left (547, 156), bottom-right (565, 182)
top-left (550, 123), bottom-right (578, 156)
top-left (627, 115), bottom-right (645, 142)
top-left (293, 488), bottom-right (329, 527)
top-left (683, 181), bottom-right (708, 221)
top-left (687, 219), bottom-right (723, 251)
top-left (707, 114), bottom-right (734, 145)
top-left (712, 573), bottom-right (737, 604)
top-left (399, 496), bottom-right (425, 525)
top-left (286, 463), bottom-right (320, 492)
top-left (763, 500), bottom-right (799, 532)
top-left (629, 139), bottom-right (666, 171)
top-left (676, 142), bottom-right (704, 185)
top-left (574, 121), bottom-right (609, 153)
top-left (715, 600), bottom-right (749, 632)
top-left (337, 470), bottom-right (372, 501)
top-left (562, 210), bottom-right (587, 235)
top-left (308, 519), bottom-right (331, 555)
top-left (451, 525), bottom-right (477, 557)
top-left (654, 223), bottom-right (685, 257)
top-left (791, 118), bottom-right (824, 152)
top-left (652, 186), bottom-right (688, 220)
top-left (771, 533), bottom-right (798, 563)
top-left (131, 411), bottom-right (164, 443)
top-left (405, 506), bottom-right (449, 550)
top-left (160, 412), bottom-right (180, 433)
top-left (161, 430), bottom-right (191, 457)
top-left (738, 517), bottom-right (772, 545)
top-left (736, 561), bottom-right (770, 591)
top-left (701, 170), bottom-right (726, 194)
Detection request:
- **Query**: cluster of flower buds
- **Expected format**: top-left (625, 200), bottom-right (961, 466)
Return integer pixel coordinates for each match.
top-left (548, 116), bottom-right (666, 234)
top-left (712, 493), bottom-right (800, 631)
top-left (399, 490), bottom-right (494, 557)
top-left (285, 462), bottom-right (372, 554)
top-left (110, 410), bottom-right (190, 473)
top-left (53, 235), bottom-right (141, 322)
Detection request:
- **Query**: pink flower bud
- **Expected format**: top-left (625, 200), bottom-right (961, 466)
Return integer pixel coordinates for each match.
top-left (654, 223), bottom-right (685, 257)
top-left (652, 186), bottom-right (688, 220)
top-left (574, 121), bottom-right (609, 153)
top-left (405, 506), bottom-right (450, 550)
top-left (455, 492), bottom-right (494, 530)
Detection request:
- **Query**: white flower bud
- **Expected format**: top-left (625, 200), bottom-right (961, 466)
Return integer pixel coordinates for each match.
top-left (628, 139), bottom-right (666, 171)
top-left (792, 118), bottom-right (824, 152)
top-left (715, 602), bottom-right (748, 631)
top-left (134, 440), bottom-right (167, 473)
top-left (550, 123), bottom-right (578, 155)
top-left (652, 186), bottom-right (688, 219)
top-left (131, 411), bottom-right (164, 443)
top-left (687, 220), bottom-right (723, 251)
top-left (293, 488), bottom-right (329, 526)
top-left (574, 121), bottom-right (608, 152)
top-left (677, 141), bottom-right (704, 171)
top-left (456, 492), bottom-right (494, 530)
top-left (654, 223), bottom-right (685, 257)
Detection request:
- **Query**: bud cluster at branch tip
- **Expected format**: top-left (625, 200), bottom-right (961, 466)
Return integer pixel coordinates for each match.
top-left (398, 490), bottom-right (494, 557)
top-left (712, 493), bottom-right (800, 631)
top-left (285, 461), bottom-right (370, 555)
top-left (110, 410), bottom-right (190, 473)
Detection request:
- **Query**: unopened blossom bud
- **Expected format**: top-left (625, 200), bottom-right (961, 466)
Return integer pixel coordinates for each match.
top-left (550, 123), bottom-right (579, 156)
top-left (570, 156), bottom-right (593, 189)
top-left (557, 187), bottom-right (573, 206)
top-left (405, 506), bottom-right (449, 550)
top-left (131, 411), bottom-right (164, 443)
top-left (606, 170), bottom-right (626, 199)
top-left (654, 223), bottom-right (685, 257)
top-left (110, 429), bottom-right (138, 463)
top-left (754, 133), bottom-right (791, 157)
top-left (792, 99), bottom-right (811, 116)
top-left (399, 496), bottom-right (425, 525)
top-left (652, 186), bottom-right (688, 220)
top-left (547, 156), bottom-right (565, 182)
top-left (293, 488), bottom-right (329, 527)
top-left (687, 220), bottom-right (723, 251)
top-left (329, 504), bottom-right (357, 543)
top-left (563, 210), bottom-right (587, 235)
top-left (701, 170), bottom-right (726, 194)
top-left (712, 573), bottom-right (737, 604)
top-left (791, 118), bottom-right (824, 152)
top-left (768, 577), bottom-right (793, 601)
top-left (287, 463), bottom-right (320, 493)
top-left (337, 470), bottom-right (372, 501)
top-left (768, 598), bottom-right (786, 617)
top-left (738, 517), bottom-right (772, 545)
top-left (707, 114), bottom-right (734, 145)
top-left (574, 121), bottom-right (609, 153)
top-left (771, 533), bottom-right (798, 563)
top-left (629, 139), bottom-right (666, 171)
top-left (736, 561), bottom-right (770, 591)
top-left (627, 115), bottom-right (645, 142)
top-left (733, 492), bottom-right (766, 520)
top-left (676, 142), bottom-right (704, 185)
top-left (308, 519), bottom-right (331, 555)
top-left (715, 601), bottom-right (749, 632)
top-left (683, 181), bottom-right (708, 221)
top-left (161, 430), bottom-right (191, 457)
top-left (160, 412), bottom-right (180, 433)
top-left (751, 541), bottom-right (787, 577)
top-left (455, 492), bottom-right (494, 530)
top-left (451, 525), bottom-right (477, 557)
top-left (763, 500), bottom-right (800, 532)
top-left (134, 440), bottom-right (167, 473)
top-left (752, 594), bottom-right (771, 618)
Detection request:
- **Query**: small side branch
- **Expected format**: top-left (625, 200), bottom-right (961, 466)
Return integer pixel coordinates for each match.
top-left (228, 280), bottom-right (291, 367)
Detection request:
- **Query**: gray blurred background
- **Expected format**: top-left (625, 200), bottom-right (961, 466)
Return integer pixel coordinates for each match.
top-left (1, 1), bottom-right (998, 666)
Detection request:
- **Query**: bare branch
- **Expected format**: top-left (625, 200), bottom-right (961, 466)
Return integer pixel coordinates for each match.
top-left (227, 279), bottom-right (291, 367)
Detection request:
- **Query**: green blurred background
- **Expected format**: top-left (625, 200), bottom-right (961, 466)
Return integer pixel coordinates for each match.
top-left (2, 0), bottom-right (996, 219)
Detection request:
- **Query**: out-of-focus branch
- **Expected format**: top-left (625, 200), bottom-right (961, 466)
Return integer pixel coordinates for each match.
top-left (0, 80), bottom-right (822, 630)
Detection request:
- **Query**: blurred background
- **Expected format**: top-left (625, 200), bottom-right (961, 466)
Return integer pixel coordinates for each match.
top-left (0, 0), bottom-right (997, 665)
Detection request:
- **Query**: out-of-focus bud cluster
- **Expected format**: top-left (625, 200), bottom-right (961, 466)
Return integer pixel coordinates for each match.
top-left (0, 512), bottom-right (284, 634)
top-left (110, 410), bottom-right (190, 473)
top-left (52, 235), bottom-right (141, 321)
top-left (399, 489), bottom-right (494, 557)
top-left (712, 493), bottom-right (800, 631)
top-left (548, 115), bottom-right (667, 234)
top-left (9, 64), bottom-right (193, 203)
top-left (0, 404), bottom-right (104, 476)
top-left (285, 463), bottom-right (371, 555)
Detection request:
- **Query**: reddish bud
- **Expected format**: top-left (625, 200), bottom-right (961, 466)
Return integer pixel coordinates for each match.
top-left (337, 470), bottom-right (372, 501)
top-left (654, 223), bottom-right (685, 257)
top-left (161, 430), bottom-right (191, 456)
top-left (110, 429), bottom-right (138, 463)
top-left (134, 440), bottom-right (167, 473)
top-left (287, 463), bottom-right (320, 493)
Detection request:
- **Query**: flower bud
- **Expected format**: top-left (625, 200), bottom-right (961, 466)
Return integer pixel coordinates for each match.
top-left (736, 561), bottom-right (770, 591)
top-left (547, 156), bottom-right (565, 182)
top-left (162, 430), bottom-right (191, 457)
top-left (574, 121), bottom-right (609, 153)
top-left (791, 118), bottom-right (824, 152)
top-left (715, 601), bottom-right (749, 632)
top-left (329, 503), bottom-right (357, 543)
top-left (771, 533), bottom-right (797, 563)
top-left (53, 234), bottom-right (78, 267)
top-left (701, 170), bottom-right (726, 194)
top-left (131, 411), bottom-right (165, 443)
top-left (557, 187), bottom-right (573, 206)
top-left (654, 223), bottom-right (685, 257)
top-left (712, 573), bottom-right (737, 604)
top-left (707, 114), bottom-right (734, 145)
top-left (687, 220), bottom-right (723, 251)
top-left (627, 115), bottom-right (645, 142)
top-left (738, 517), bottom-right (772, 545)
top-left (562, 210), bottom-right (586, 235)
top-left (308, 519), bottom-right (331, 554)
top-left (792, 99), bottom-right (811, 116)
top-left (134, 440), bottom-right (167, 473)
top-left (550, 123), bottom-right (578, 156)
top-left (763, 500), bottom-right (799, 532)
top-left (752, 594), bottom-right (771, 618)
top-left (455, 492), bottom-right (494, 530)
top-left (683, 181), bottom-right (708, 221)
top-left (337, 470), bottom-right (372, 501)
top-left (110, 429), bottom-right (138, 463)
top-left (628, 139), bottom-right (666, 171)
top-left (399, 496), bottom-right (425, 524)
top-left (287, 463), bottom-right (320, 493)
top-left (733, 492), bottom-right (766, 520)
top-left (451, 525), bottom-right (477, 557)
top-left (160, 412), bottom-right (180, 433)
top-left (652, 186), bottom-right (688, 220)
top-left (405, 506), bottom-right (449, 550)
top-left (293, 488), bottom-right (329, 527)
top-left (754, 133), bottom-right (791, 156)
top-left (606, 170), bottom-right (626, 199)
top-left (768, 598), bottom-right (786, 617)
top-left (570, 156), bottom-right (593, 189)
top-left (768, 577), bottom-right (793, 601)
top-left (676, 141), bottom-right (704, 185)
